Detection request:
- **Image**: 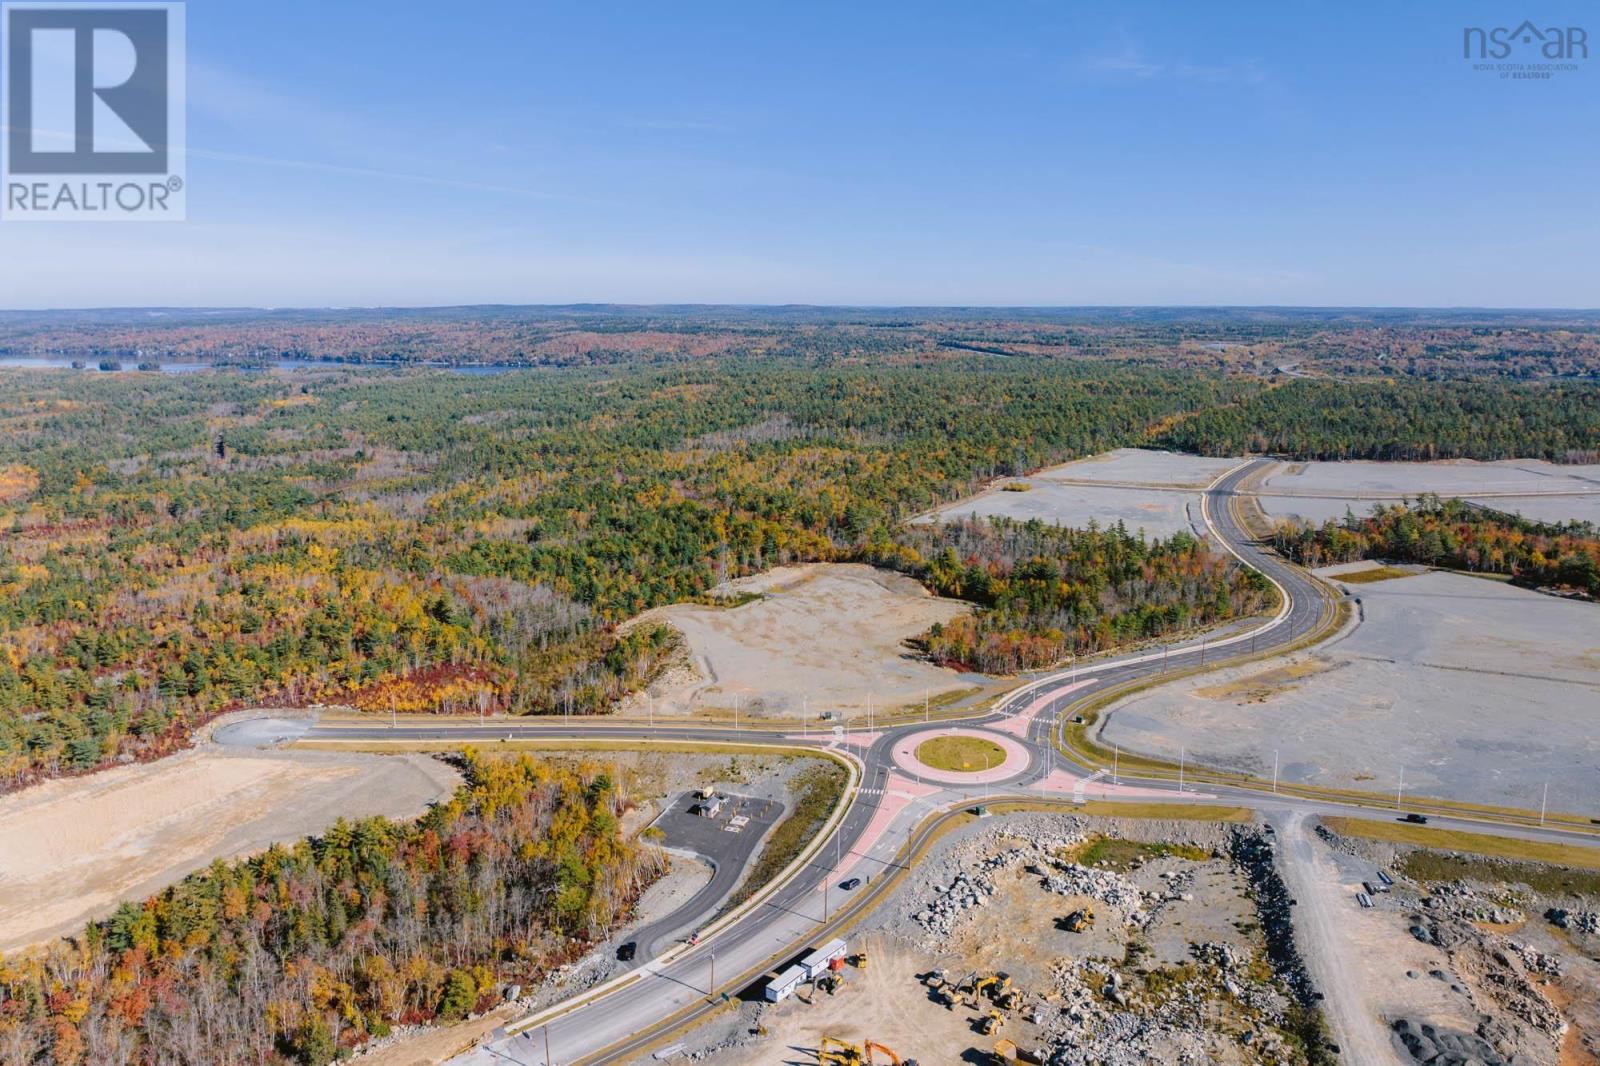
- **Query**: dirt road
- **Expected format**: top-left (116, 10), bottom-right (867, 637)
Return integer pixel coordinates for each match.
top-left (1273, 809), bottom-right (1399, 1065)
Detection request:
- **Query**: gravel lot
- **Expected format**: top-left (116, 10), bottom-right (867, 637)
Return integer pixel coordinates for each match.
top-left (0, 734), bottom-right (460, 953)
top-left (633, 563), bottom-right (993, 719)
top-left (1099, 568), bottom-right (1600, 809)
top-left (916, 448), bottom-right (1235, 541)
top-left (1256, 459), bottom-right (1600, 526)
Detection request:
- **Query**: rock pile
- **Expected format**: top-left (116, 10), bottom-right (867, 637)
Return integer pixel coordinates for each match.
top-left (1423, 881), bottom-right (1524, 925)
top-left (1390, 1018), bottom-right (1527, 1066)
top-left (1544, 907), bottom-right (1598, 934)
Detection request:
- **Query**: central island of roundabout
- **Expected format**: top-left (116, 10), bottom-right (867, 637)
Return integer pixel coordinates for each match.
top-left (890, 726), bottom-right (1031, 785)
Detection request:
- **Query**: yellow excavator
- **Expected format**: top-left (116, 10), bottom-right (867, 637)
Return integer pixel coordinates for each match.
top-left (863, 1040), bottom-right (901, 1064)
top-left (818, 1036), bottom-right (862, 1065)
top-left (971, 972), bottom-right (1012, 1008)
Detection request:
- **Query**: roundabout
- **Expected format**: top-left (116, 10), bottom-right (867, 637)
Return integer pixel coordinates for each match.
top-left (890, 726), bottom-right (1031, 785)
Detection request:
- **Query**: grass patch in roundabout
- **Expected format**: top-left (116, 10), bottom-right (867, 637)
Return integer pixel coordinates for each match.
top-left (915, 734), bottom-right (1008, 772)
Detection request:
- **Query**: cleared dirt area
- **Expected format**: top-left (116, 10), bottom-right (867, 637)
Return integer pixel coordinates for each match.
top-left (663, 813), bottom-right (1312, 1066)
top-left (632, 563), bottom-right (993, 719)
top-left (1256, 459), bottom-right (1600, 527)
top-left (919, 449), bottom-right (1244, 540)
top-left (1312, 822), bottom-right (1600, 1065)
top-left (0, 738), bottom-right (460, 953)
top-left (1098, 568), bottom-right (1600, 808)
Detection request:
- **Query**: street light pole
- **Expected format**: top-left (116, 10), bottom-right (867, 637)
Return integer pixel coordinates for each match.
top-left (1112, 744), bottom-right (1119, 786)
top-left (1396, 766), bottom-right (1404, 811)
top-left (1272, 749), bottom-right (1279, 795)
top-left (1179, 747), bottom-right (1185, 793)
top-left (1540, 782), bottom-right (1549, 827)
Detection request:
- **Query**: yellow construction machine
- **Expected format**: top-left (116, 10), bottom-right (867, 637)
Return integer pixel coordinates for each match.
top-left (1062, 906), bottom-right (1095, 933)
top-left (862, 1040), bottom-right (901, 1064)
top-left (976, 1008), bottom-right (1004, 1035)
top-left (818, 1036), bottom-right (862, 1065)
top-left (970, 972), bottom-right (1011, 1007)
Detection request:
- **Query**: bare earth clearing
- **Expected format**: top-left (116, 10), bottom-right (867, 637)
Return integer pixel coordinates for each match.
top-left (633, 563), bottom-right (994, 719)
top-left (658, 813), bottom-right (1303, 1066)
top-left (1256, 459), bottom-right (1600, 526)
top-left (0, 735), bottom-right (460, 953)
top-left (1313, 823), bottom-right (1600, 1066)
top-left (1098, 566), bottom-right (1600, 809)
top-left (920, 448), bottom-right (1239, 540)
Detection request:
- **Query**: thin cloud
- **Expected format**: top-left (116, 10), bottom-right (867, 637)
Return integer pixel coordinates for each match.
top-left (1079, 43), bottom-right (1268, 86)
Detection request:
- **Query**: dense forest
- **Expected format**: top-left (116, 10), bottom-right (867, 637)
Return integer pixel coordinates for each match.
top-left (1152, 379), bottom-right (1600, 462)
top-left (0, 360), bottom-right (1241, 788)
top-left (1273, 497), bottom-right (1600, 598)
top-left (0, 753), bottom-right (655, 1064)
top-left (871, 518), bottom-right (1273, 673)
top-left (3, 305), bottom-right (1598, 378)
top-left (0, 357), bottom-right (1595, 789)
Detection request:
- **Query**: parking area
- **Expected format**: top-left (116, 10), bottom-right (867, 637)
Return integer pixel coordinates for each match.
top-left (630, 791), bottom-right (785, 958)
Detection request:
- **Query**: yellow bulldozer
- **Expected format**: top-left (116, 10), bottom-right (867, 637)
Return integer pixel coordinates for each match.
top-left (1062, 906), bottom-right (1096, 933)
top-left (976, 1008), bottom-right (1004, 1036)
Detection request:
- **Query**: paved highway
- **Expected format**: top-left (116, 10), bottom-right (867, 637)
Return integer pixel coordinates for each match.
top-left (287, 459), bottom-right (1593, 1065)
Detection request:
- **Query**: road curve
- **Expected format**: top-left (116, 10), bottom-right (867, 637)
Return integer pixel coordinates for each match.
top-left (296, 459), bottom-right (1590, 1065)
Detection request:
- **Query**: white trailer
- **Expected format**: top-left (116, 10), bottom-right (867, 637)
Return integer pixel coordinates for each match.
top-left (799, 938), bottom-right (848, 980)
top-left (764, 965), bottom-right (807, 1002)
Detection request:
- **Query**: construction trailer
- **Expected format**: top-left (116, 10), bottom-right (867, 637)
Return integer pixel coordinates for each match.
top-left (763, 964), bottom-right (808, 1003)
top-left (800, 938), bottom-right (849, 980)
top-left (691, 794), bottom-right (725, 818)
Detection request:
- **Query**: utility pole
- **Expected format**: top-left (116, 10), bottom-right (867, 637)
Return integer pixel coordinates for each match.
top-left (710, 952), bottom-right (716, 998)
top-left (1540, 782), bottom-right (1549, 827)
top-left (1179, 747), bottom-right (1186, 793)
top-left (1272, 749), bottom-right (1279, 795)
top-left (1396, 766), bottom-right (1404, 811)
top-left (543, 1025), bottom-right (551, 1066)
top-left (734, 695), bottom-right (740, 731)
top-left (1112, 744), bottom-right (1119, 786)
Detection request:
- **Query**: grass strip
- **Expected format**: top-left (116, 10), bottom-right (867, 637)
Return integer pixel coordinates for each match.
top-left (723, 760), bottom-right (849, 910)
top-left (1323, 817), bottom-right (1600, 873)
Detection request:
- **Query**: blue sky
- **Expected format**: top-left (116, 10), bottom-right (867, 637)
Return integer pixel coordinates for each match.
top-left (3, 0), bottom-right (1597, 308)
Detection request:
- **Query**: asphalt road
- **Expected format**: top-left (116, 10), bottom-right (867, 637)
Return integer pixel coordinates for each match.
top-left (285, 459), bottom-right (1595, 1065)
top-left (628, 792), bottom-right (783, 960)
